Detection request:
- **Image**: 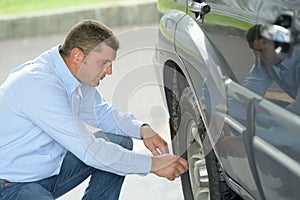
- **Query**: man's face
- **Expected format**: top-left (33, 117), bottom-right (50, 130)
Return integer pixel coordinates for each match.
top-left (249, 39), bottom-right (282, 67)
top-left (77, 44), bottom-right (116, 87)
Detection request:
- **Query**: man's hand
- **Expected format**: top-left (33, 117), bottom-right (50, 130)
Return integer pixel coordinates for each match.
top-left (140, 125), bottom-right (169, 155)
top-left (151, 154), bottom-right (188, 181)
top-left (140, 125), bottom-right (188, 181)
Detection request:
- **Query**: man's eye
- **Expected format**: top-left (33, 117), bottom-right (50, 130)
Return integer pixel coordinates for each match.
top-left (100, 62), bottom-right (111, 68)
top-left (99, 62), bottom-right (107, 67)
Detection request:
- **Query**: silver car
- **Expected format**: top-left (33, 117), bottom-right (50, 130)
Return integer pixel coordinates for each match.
top-left (154, 0), bottom-right (300, 199)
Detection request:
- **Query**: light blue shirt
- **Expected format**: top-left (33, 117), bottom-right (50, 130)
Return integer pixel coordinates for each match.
top-left (0, 45), bottom-right (152, 182)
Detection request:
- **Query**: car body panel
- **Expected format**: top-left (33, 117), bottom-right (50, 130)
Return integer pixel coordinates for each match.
top-left (155, 0), bottom-right (300, 199)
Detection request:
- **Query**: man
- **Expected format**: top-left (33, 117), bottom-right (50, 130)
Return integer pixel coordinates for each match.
top-left (0, 20), bottom-right (188, 200)
top-left (244, 24), bottom-right (300, 114)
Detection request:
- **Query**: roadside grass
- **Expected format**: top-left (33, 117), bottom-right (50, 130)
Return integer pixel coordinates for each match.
top-left (0, 0), bottom-right (119, 15)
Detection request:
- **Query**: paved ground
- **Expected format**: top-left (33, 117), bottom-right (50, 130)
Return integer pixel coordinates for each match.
top-left (0, 24), bottom-right (185, 200)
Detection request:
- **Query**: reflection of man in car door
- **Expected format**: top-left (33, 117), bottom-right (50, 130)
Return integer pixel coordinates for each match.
top-left (201, 24), bottom-right (300, 159)
top-left (219, 24), bottom-right (300, 158)
top-left (243, 24), bottom-right (300, 115)
top-left (243, 25), bottom-right (300, 196)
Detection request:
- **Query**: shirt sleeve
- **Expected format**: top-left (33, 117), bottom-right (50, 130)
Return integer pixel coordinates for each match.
top-left (93, 91), bottom-right (145, 139)
top-left (21, 79), bottom-right (152, 176)
top-left (243, 58), bottom-right (273, 96)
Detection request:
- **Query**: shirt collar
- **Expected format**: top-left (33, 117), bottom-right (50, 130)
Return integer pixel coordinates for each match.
top-left (50, 45), bottom-right (81, 95)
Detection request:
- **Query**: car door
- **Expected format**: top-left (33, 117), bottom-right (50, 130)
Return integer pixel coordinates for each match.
top-left (211, 0), bottom-right (300, 199)
top-left (247, 97), bottom-right (300, 200)
top-left (246, 0), bottom-right (300, 199)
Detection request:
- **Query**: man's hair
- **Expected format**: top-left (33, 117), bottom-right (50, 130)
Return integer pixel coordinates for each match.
top-left (246, 24), bottom-right (263, 43)
top-left (246, 24), bottom-right (282, 49)
top-left (60, 19), bottom-right (120, 57)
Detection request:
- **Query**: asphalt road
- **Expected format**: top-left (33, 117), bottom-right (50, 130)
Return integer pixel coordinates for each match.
top-left (0, 24), bottom-right (184, 200)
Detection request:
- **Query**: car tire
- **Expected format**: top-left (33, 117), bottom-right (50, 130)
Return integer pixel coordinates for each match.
top-left (174, 87), bottom-right (241, 200)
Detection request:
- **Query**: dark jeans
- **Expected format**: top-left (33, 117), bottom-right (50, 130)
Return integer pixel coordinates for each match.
top-left (0, 131), bottom-right (133, 200)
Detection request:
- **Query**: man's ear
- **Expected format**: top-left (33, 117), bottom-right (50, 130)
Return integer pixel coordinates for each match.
top-left (70, 48), bottom-right (85, 64)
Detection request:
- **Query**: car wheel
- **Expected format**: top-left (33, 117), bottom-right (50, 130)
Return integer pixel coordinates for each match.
top-left (175, 87), bottom-right (209, 200)
top-left (175, 87), bottom-right (241, 200)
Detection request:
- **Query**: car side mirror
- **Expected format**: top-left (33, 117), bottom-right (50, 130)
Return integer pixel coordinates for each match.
top-left (260, 24), bottom-right (292, 44)
top-left (260, 12), bottom-right (297, 55)
top-left (188, 0), bottom-right (211, 23)
top-left (260, 24), bottom-right (292, 55)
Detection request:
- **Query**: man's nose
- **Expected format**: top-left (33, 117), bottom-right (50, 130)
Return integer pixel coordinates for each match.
top-left (105, 63), bottom-right (113, 75)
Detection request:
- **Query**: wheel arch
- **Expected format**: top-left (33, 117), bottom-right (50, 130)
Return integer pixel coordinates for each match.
top-left (162, 59), bottom-right (189, 140)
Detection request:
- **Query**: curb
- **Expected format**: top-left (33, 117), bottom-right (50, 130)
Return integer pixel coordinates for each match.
top-left (0, 0), bottom-right (158, 40)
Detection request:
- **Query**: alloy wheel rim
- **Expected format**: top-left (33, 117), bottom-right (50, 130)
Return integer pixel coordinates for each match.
top-left (187, 120), bottom-right (210, 200)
